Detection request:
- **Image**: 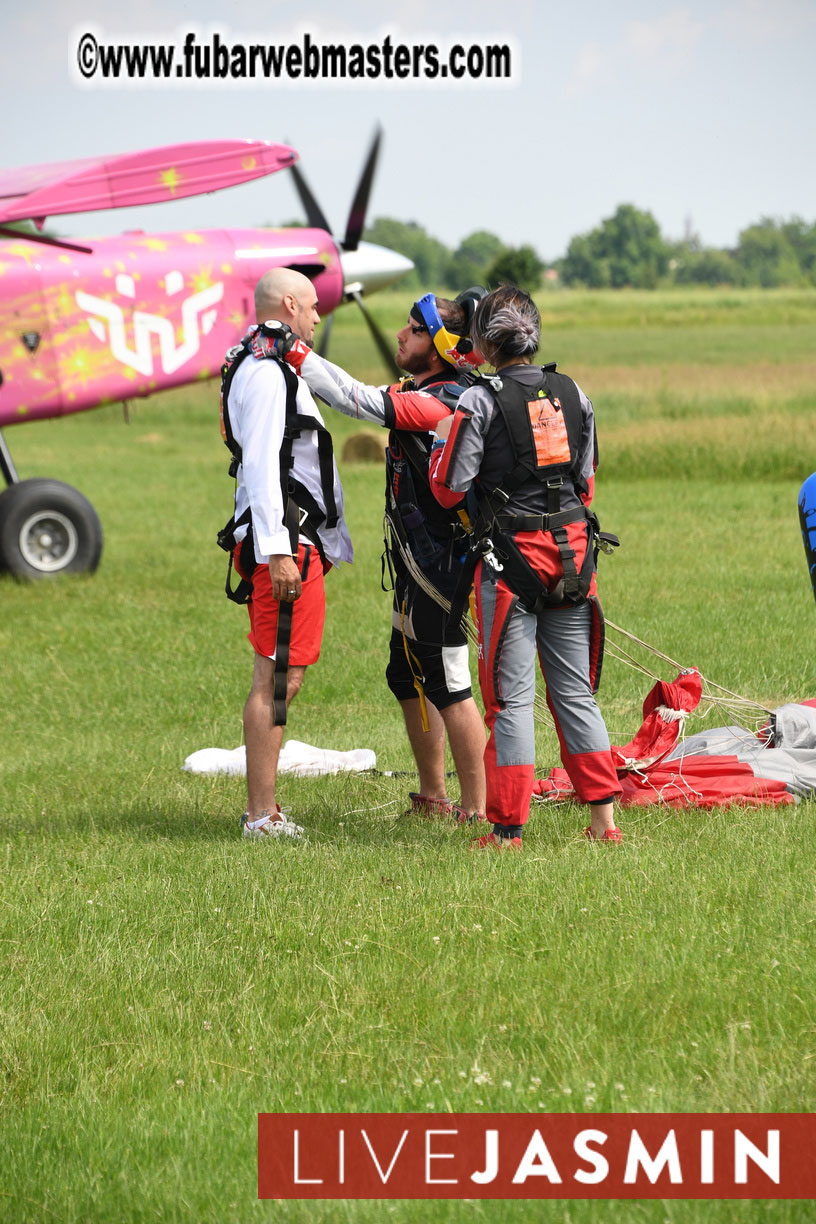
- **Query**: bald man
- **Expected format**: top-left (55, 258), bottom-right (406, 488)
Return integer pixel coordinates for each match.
top-left (219, 269), bottom-right (353, 839)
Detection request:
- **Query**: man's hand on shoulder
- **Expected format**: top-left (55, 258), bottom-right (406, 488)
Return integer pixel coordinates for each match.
top-left (260, 320), bottom-right (311, 374)
top-left (433, 412), bottom-right (455, 441)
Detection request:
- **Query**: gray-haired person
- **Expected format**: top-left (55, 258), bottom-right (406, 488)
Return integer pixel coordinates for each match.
top-left (429, 284), bottom-right (622, 849)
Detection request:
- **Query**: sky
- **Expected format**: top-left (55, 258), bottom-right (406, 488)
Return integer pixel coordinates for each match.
top-left (2, 0), bottom-right (815, 261)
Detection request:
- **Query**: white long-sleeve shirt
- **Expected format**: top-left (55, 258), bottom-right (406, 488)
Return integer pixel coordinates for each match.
top-left (227, 354), bottom-right (353, 568)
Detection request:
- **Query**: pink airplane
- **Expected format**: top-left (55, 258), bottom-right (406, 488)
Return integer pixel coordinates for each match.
top-left (0, 133), bottom-right (411, 577)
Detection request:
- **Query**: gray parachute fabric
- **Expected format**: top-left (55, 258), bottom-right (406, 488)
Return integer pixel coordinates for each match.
top-left (535, 682), bottom-right (816, 808)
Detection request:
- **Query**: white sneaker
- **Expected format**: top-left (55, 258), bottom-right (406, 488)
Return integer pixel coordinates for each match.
top-left (240, 810), bottom-right (305, 841)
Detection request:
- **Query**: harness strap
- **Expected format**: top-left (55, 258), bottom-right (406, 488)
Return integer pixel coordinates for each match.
top-left (444, 506), bottom-right (597, 639)
top-left (400, 599), bottom-right (430, 732)
top-left (393, 430), bottom-right (436, 497)
top-left (444, 537), bottom-right (485, 645)
top-left (273, 600), bottom-right (293, 726)
top-left (546, 477), bottom-right (564, 515)
top-left (216, 506), bottom-right (255, 605)
top-left (316, 429), bottom-right (338, 528)
top-left (229, 533), bottom-right (256, 605)
top-left (496, 522), bottom-right (596, 612)
top-left (219, 340), bottom-right (250, 468)
top-left (494, 507), bottom-right (587, 533)
top-left (381, 518), bottom-right (397, 593)
top-left (285, 412), bottom-right (339, 529)
top-left (271, 544), bottom-right (314, 726)
top-left (286, 480), bottom-right (328, 567)
top-left (283, 494), bottom-right (301, 559)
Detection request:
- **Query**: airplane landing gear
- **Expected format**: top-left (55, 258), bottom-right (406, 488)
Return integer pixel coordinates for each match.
top-left (0, 478), bottom-right (104, 578)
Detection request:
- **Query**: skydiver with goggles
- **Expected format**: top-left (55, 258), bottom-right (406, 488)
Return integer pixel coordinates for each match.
top-left (265, 289), bottom-right (487, 825)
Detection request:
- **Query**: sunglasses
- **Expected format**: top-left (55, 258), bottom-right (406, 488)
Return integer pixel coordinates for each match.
top-left (409, 323), bottom-right (428, 335)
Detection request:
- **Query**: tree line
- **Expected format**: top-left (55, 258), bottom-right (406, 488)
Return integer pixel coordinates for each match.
top-left (10, 210), bottom-right (812, 292)
top-left (363, 207), bottom-right (816, 291)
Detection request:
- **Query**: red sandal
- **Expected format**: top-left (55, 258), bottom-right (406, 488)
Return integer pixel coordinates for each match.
top-left (583, 825), bottom-right (622, 843)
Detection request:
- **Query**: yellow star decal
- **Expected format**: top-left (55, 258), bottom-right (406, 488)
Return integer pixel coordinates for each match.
top-left (190, 268), bottom-right (213, 293)
top-left (3, 243), bottom-right (37, 265)
top-left (64, 347), bottom-right (97, 388)
top-left (182, 232), bottom-right (206, 245)
top-left (56, 288), bottom-right (75, 316)
top-left (142, 237), bottom-right (169, 252)
top-left (160, 167), bottom-right (183, 195)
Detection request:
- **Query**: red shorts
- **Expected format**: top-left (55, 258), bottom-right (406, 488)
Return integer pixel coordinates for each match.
top-left (235, 542), bottom-right (326, 664)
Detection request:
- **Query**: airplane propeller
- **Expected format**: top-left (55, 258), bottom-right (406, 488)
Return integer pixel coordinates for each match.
top-left (346, 286), bottom-right (402, 375)
top-left (338, 126), bottom-right (380, 255)
top-left (290, 128), bottom-right (407, 380)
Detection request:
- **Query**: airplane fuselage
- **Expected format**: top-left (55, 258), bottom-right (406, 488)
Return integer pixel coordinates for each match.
top-left (0, 226), bottom-right (345, 425)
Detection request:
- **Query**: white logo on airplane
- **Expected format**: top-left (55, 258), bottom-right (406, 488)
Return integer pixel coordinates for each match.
top-left (76, 271), bottom-right (223, 376)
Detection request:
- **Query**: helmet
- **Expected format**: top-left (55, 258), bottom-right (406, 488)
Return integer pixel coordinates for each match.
top-left (411, 286), bottom-right (487, 371)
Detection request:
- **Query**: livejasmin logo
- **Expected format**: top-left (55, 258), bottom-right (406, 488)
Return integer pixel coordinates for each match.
top-left (258, 1113), bottom-right (816, 1200)
top-left (292, 1125), bottom-right (776, 1187)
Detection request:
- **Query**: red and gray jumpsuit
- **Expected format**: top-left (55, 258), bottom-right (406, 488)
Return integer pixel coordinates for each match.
top-left (429, 363), bottom-right (622, 830)
top-left (285, 347), bottom-right (475, 711)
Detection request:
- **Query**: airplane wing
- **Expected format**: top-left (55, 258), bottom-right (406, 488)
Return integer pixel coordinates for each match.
top-left (0, 140), bottom-right (297, 225)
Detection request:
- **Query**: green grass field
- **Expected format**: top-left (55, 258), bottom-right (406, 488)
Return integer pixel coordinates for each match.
top-left (1, 288), bottom-right (815, 1223)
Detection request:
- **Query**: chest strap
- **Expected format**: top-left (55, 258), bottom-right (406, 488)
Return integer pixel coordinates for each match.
top-left (494, 508), bottom-right (588, 534)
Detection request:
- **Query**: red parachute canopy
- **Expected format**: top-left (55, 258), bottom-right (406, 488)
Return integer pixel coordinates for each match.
top-left (534, 672), bottom-right (815, 809)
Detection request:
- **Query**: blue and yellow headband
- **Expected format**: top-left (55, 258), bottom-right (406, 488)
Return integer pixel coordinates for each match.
top-left (410, 292), bottom-right (484, 371)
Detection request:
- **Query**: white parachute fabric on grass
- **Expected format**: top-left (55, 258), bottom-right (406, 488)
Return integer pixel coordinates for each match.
top-left (183, 740), bottom-right (376, 778)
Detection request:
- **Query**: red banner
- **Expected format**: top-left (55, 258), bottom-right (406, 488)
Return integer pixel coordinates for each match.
top-left (258, 1113), bottom-right (816, 1199)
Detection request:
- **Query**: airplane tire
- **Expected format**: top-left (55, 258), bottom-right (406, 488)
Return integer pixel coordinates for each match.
top-left (0, 479), bottom-right (104, 578)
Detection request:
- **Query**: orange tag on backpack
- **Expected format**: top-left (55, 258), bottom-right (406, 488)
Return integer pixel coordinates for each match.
top-left (527, 394), bottom-right (571, 466)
